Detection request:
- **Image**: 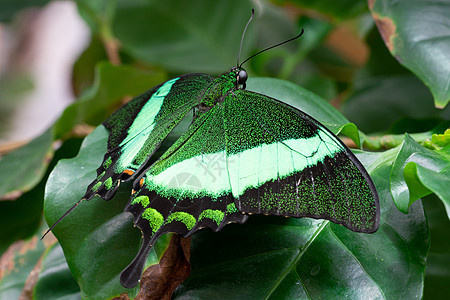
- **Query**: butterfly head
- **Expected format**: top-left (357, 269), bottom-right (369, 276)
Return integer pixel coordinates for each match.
top-left (231, 67), bottom-right (248, 90)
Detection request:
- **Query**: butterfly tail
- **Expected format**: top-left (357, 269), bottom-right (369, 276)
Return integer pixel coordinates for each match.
top-left (120, 234), bottom-right (153, 288)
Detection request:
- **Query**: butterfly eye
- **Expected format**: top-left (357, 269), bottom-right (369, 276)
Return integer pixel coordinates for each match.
top-left (237, 69), bottom-right (248, 85)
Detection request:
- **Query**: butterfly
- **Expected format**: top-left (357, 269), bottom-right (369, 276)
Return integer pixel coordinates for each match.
top-left (45, 10), bottom-right (379, 289)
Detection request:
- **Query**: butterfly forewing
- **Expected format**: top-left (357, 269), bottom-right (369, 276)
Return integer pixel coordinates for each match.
top-left (224, 90), bottom-right (380, 233)
top-left (83, 73), bottom-right (214, 201)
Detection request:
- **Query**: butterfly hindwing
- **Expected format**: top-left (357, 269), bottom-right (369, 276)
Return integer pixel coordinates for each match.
top-left (83, 73), bottom-right (214, 201)
top-left (224, 90), bottom-right (380, 233)
top-left (120, 103), bottom-right (247, 288)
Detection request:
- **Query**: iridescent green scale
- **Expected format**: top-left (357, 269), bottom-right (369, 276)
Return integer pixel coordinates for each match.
top-left (53, 67), bottom-right (379, 289)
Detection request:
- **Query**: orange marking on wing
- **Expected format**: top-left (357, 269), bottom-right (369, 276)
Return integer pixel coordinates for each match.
top-left (139, 178), bottom-right (144, 187)
top-left (123, 169), bottom-right (135, 176)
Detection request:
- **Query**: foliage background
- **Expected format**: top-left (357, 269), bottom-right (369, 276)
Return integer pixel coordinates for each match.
top-left (0, 0), bottom-right (449, 299)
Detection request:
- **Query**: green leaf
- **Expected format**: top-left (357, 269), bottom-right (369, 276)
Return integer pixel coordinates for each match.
top-left (0, 182), bottom-right (44, 254)
top-left (248, 77), bottom-right (361, 146)
top-left (174, 149), bottom-right (428, 298)
top-left (0, 138), bottom-right (84, 253)
top-left (361, 24), bottom-right (410, 77)
top-left (77, 0), bottom-right (116, 35)
top-left (343, 75), bottom-right (446, 134)
top-left (405, 161), bottom-right (450, 216)
top-left (54, 62), bottom-right (166, 139)
top-left (390, 134), bottom-right (450, 218)
top-left (0, 129), bottom-right (53, 200)
top-left (423, 195), bottom-right (450, 298)
top-left (44, 127), bottom-right (171, 299)
top-left (0, 225), bottom-right (48, 299)
top-left (45, 126), bottom-right (136, 298)
top-left (33, 243), bottom-right (81, 300)
top-left (431, 128), bottom-right (450, 148)
top-left (337, 123), bottom-right (361, 148)
top-left (0, 225), bottom-right (80, 300)
top-left (112, 0), bottom-right (253, 73)
top-left (370, 0), bottom-right (450, 108)
top-left (72, 36), bottom-right (109, 96)
top-left (294, 74), bottom-right (337, 102)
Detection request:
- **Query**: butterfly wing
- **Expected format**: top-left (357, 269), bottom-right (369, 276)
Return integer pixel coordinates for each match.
top-left (120, 103), bottom-right (247, 288)
top-left (83, 73), bottom-right (214, 201)
top-left (224, 90), bottom-right (380, 233)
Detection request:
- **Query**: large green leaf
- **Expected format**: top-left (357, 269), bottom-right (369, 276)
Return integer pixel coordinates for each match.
top-left (369, 0), bottom-right (450, 108)
top-left (112, 0), bottom-right (253, 73)
top-left (343, 75), bottom-right (448, 134)
top-left (0, 138), bottom-right (84, 254)
top-left (361, 25), bottom-right (410, 78)
top-left (44, 126), bottom-right (174, 299)
top-left (0, 129), bottom-right (53, 200)
top-left (45, 126), bottom-right (138, 298)
top-left (0, 224), bottom-right (81, 300)
top-left (174, 149), bottom-right (428, 298)
top-left (0, 223), bottom-right (48, 299)
top-left (33, 243), bottom-right (81, 300)
top-left (0, 180), bottom-right (44, 255)
top-left (390, 134), bottom-right (450, 218)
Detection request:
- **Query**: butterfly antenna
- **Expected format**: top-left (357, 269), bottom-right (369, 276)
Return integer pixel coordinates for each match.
top-left (40, 198), bottom-right (84, 240)
top-left (239, 28), bottom-right (305, 68)
top-left (237, 9), bottom-right (255, 67)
